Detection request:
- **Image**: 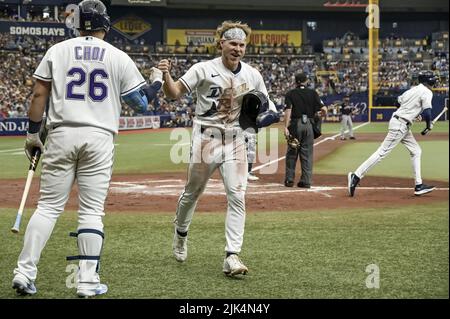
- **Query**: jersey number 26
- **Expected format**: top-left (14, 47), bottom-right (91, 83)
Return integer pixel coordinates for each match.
top-left (66, 67), bottom-right (108, 102)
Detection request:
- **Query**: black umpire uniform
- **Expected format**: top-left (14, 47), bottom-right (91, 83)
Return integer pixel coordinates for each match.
top-left (284, 73), bottom-right (326, 188)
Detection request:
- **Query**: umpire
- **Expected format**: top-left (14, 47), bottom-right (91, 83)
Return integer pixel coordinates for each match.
top-left (284, 73), bottom-right (327, 188)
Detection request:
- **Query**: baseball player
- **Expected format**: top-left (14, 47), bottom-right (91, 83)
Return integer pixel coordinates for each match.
top-left (339, 95), bottom-right (356, 140)
top-left (158, 21), bottom-right (278, 276)
top-left (348, 71), bottom-right (437, 197)
top-left (12, 0), bottom-right (162, 297)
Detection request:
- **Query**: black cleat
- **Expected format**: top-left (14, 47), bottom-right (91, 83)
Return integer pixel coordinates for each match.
top-left (297, 181), bottom-right (311, 188)
top-left (347, 172), bottom-right (360, 197)
top-left (414, 184), bottom-right (435, 196)
top-left (284, 180), bottom-right (294, 187)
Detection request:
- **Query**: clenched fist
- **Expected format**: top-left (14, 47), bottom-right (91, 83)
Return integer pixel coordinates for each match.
top-left (157, 59), bottom-right (172, 75)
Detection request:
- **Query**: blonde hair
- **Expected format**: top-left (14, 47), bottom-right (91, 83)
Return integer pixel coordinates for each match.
top-left (216, 20), bottom-right (252, 49)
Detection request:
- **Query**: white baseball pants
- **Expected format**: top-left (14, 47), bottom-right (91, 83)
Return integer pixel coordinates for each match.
top-left (175, 124), bottom-right (248, 254)
top-left (355, 116), bottom-right (422, 185)
top-left (14, 125), bottom-right (114, 289)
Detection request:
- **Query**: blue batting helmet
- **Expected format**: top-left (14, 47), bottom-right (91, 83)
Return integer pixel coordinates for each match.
top-left (418, 71), bottom-right (438, 86)
top-left (239, 90), bottom-right (270, 131)
top-left (77, 0), bottom-right (110, 33)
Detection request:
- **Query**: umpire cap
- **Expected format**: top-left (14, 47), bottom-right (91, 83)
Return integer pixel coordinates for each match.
top-left (239, 90), bottom-right (269, 131)
top-left (417, 71), bottom-right (437, 86)
top-left (77, 0), bottom-right (111, 33)
top-left (295, 73), bottom-right (308, 84)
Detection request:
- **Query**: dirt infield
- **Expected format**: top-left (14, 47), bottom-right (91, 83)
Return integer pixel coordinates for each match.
top-left (0, 132), bottom-right (448, 213)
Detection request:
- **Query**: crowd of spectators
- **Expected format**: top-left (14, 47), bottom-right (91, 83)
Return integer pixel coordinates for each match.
top-left (0, 33), bottom-right (62, 52)
top-left (0, 5), bottom-right (67, 23)
top-left (1, 31), bottom-right (448, 126)
top-left (153, 40), bottom-right (312, 56)
top-left (0, 51), bottom-right (39, 120)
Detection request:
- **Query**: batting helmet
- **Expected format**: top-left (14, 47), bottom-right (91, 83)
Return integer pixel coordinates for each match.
top-left (239, 90), bottom-right (269, 131)
top-left (77, 0), bottom-right (110, 33)
top-left (418, 71), bottom-right (437, 87)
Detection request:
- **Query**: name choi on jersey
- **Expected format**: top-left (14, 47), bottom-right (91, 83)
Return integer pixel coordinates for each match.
top-left (74, 46), bottom-right (106, 62)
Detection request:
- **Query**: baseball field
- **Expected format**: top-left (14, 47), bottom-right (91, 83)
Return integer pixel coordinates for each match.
top-left (0, 122), bottom-right (448, 299)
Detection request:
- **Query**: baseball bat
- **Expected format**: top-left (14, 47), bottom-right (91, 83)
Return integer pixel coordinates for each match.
top-left (421, 106), bottom-right (448, 135)
top-left (11, 148), bottom-right (42, 234)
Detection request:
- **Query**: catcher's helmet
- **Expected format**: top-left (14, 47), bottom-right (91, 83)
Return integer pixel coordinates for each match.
top-left (239, 90), bottom-right (269, 131)
top-left (77, 0), bottom-right (110, 33)
top-left (417, 71), bottom-right (437, 87)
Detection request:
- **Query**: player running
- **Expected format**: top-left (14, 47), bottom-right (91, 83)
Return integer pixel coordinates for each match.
top-left (348, 71), bottom-right (438, 197)
top-left (157, 20), bottom-right (278, 276)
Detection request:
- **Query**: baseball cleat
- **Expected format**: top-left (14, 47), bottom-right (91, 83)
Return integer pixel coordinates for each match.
top-left (284, 180), bottom-right (294, 187)
top-left (173, 229), bottom-right (188, 262)
top-left (297, 181), bottom-right (311, 188)
top-left (223, 254), bottom-right (248, 277)
top-left (12, 276), bottom-right (37, 296)
top-left (414, 184), bottom-right (435, 196)
top-left (348, 172), bottom-right (360, 197)
top-left (77, 284), bottom-right (108, 298)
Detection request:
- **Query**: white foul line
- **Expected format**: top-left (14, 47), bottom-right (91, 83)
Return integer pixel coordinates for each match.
top-left (0, 148), bottom-right (23, 153)
top-left (109, 180), bottom-right (449, 197)
top-left (252, 122), bottom-right (370, 172)
top-left (152, 143), bottom-right (190, 146)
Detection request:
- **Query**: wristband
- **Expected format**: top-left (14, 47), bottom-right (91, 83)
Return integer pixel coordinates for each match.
top-left (28, 120), bottom-right (42, 134)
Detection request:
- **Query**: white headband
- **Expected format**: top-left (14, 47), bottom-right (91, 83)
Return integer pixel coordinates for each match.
top-left (221, 28), bottom-right (247, 41)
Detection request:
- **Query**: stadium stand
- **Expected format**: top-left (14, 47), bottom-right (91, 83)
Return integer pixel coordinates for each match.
top-left (0, 2), bottom-right (448, 128)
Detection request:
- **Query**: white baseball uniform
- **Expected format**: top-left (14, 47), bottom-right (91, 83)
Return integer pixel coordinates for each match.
top-left (354, 83), bottom-right (433, 185)
top-left (175, 57), bottom-right (275, 253)
top-left (14, 35), bottom-right (146, 290)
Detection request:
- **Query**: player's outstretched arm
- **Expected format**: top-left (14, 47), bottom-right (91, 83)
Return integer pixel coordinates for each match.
top-left (157, 59), bottom-right (187, 99)
top-left (122, 67), bottom-right (163, 113)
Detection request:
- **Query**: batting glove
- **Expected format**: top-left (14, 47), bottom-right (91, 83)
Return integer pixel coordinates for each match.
top-left (149, 67), bottom-right (163, 84)
top-left (24, 132), bottom-right (44, 161)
